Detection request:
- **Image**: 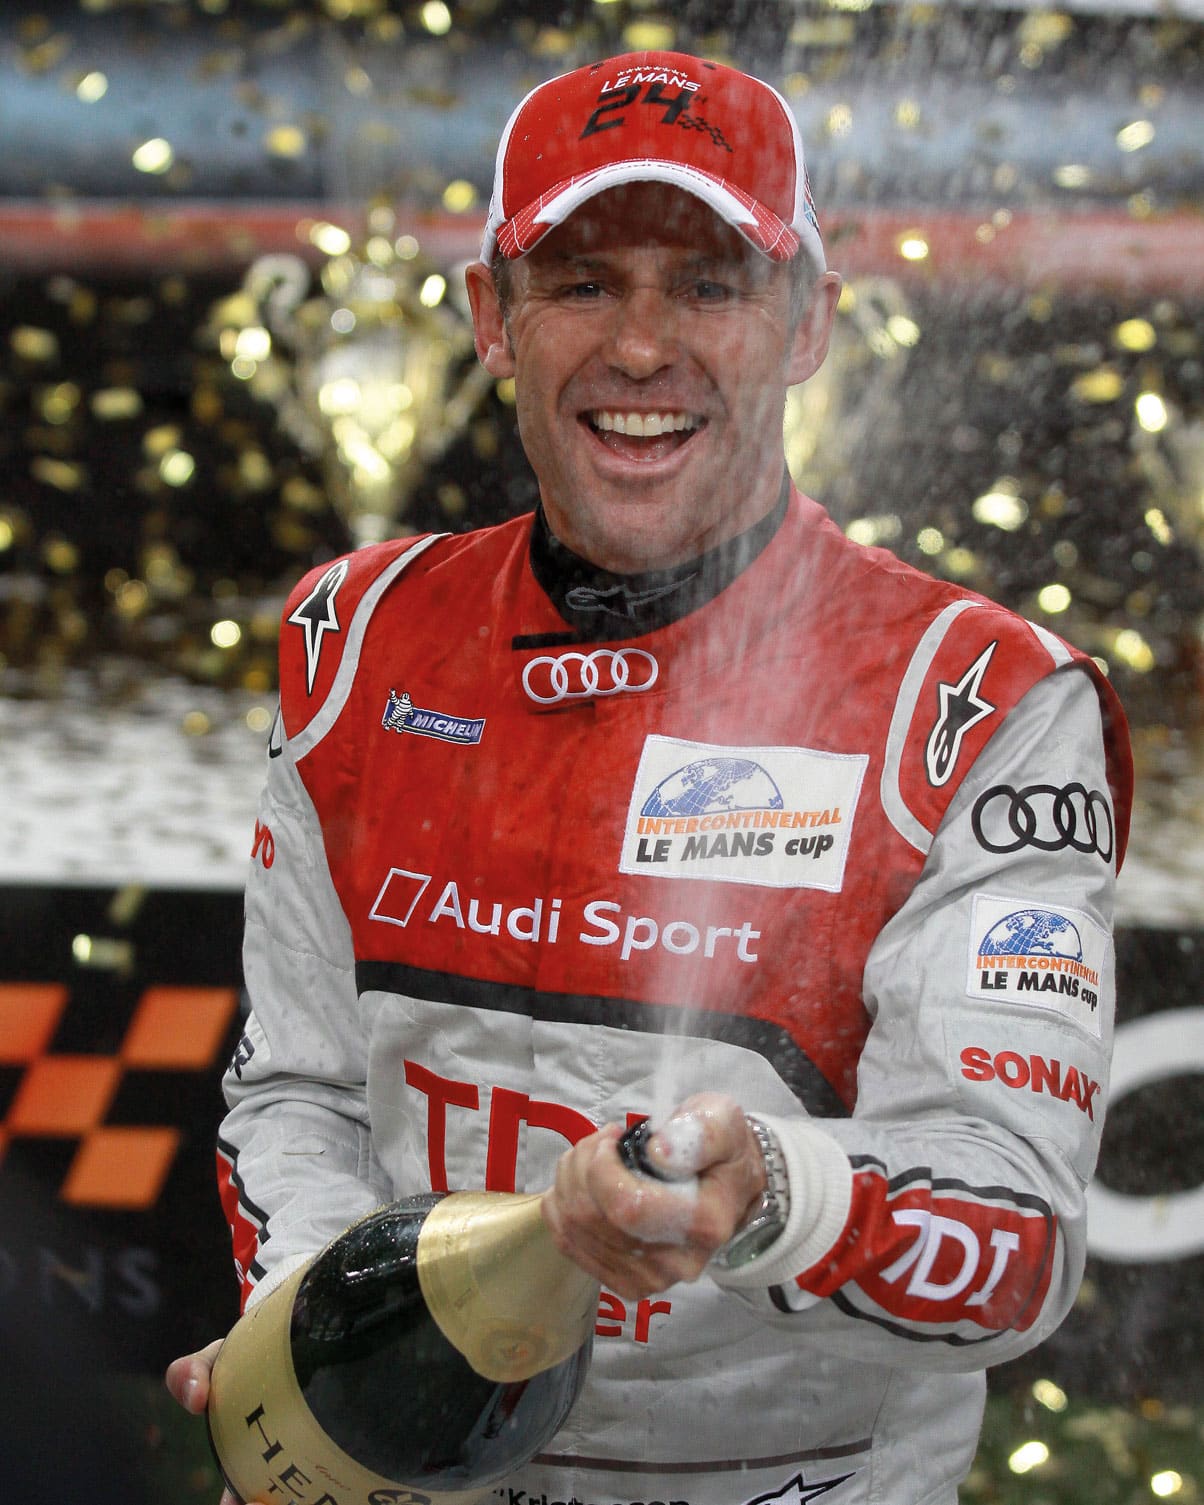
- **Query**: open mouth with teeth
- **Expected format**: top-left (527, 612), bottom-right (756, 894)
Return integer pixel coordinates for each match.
top-left (586, 410), bottom-right (705, 459)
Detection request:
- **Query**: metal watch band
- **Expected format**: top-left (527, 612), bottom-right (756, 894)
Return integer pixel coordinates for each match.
top-left (710, 1115), bottom-right (791, 1271)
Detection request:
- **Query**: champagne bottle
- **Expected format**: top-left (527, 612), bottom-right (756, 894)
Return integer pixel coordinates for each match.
top-left (207, 1191), bottom-right (597, 1505)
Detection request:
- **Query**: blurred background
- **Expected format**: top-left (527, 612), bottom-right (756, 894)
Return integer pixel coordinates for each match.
top-left (0, 0), bottom-right (1199, 1500)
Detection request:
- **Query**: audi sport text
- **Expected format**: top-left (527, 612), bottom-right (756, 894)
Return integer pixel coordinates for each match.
top-left (581, 899), bottom-right (760, 962)
top-left (370, 872), bottom-right (761, 964)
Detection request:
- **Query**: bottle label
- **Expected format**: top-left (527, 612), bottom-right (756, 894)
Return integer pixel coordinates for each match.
top-left (208, 1263), bottom-right (488, 1505)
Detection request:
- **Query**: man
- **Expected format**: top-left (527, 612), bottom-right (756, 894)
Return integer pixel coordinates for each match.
top-left (168, 50), bottom-right (1132, 1503)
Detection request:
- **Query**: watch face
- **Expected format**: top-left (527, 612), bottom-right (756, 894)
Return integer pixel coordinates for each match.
top-left (710, 1116), bottom-right (789, 1271)
top-left (713, 1208), bottom-right (786, 1270)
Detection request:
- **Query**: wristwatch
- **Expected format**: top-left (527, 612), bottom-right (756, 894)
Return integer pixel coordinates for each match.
top-left (710, 1115), bottom-right (791, 1270)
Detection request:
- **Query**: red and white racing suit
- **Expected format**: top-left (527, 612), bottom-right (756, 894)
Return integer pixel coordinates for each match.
top-left (218, 487), bottom-right (1132, 1505)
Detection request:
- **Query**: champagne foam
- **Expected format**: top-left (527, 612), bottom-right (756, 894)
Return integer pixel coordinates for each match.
top-left (649, 1112), bottom-right (708, 1178)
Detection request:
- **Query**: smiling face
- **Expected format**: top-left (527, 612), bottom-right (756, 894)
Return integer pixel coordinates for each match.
top-left (466, 183), bottom-right (840, 574)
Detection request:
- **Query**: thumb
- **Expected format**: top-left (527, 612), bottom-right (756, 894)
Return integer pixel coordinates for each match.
top-left (164, 1337), bottom-right (224, 1413)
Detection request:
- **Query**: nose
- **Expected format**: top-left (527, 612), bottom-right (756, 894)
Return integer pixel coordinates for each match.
top-left (603, 286), bottom-right (678, 381)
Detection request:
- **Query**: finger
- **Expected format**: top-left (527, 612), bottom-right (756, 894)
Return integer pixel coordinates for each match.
top-left (644, 1094), bottom-right (749, 1178)
top-left (544, 1132), bottom-right (672, 1281)
top-left (545, 1145), bottom-right (731, 1298)
top-left (543, 1135), bottom-right (632, 1260)
top-left (164, 1337), bottom-right (224, 1413)
top-left (548, 1124), bottom-right (625, 1221)
top-left (568, 1136), bottom-right (706, 1261)
top-left (571, 1122), bottom-right (712, 1249)
top-left (605, 1165), bottom-right (700, 1246)
top-left (579, 1231), bottom-right (716, 1300)
top-left (545, 1118), bottom-right (755, 1295)
top-left (545, 1205), bottom-right (687, 1296)
top-left (649, 1100), bottom-right (766, 1239)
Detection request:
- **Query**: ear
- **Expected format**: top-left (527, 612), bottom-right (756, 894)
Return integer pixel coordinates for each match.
top-left (787, 270), bottom-right (842, 386)
top-left (465, 260), bottom-right (515, 378)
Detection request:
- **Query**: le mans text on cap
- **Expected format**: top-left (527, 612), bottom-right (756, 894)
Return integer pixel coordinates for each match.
top-left (481, 51), bottom-right (825, 270)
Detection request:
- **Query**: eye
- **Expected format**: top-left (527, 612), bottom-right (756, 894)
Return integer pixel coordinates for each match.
top-left (687, 279), bottom-right (735, 303)
top-left (564, 280), bottom-right (606, 300)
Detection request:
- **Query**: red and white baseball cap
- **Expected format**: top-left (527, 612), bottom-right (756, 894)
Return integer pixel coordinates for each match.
top-left (481, 51), bottom-right (824, 269)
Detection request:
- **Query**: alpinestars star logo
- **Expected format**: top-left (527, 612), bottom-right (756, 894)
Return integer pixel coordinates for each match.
top-left (564, 574), bottom-right (696, 619)
top-left (288, 558), bottom-right (350, 694)
top-left (743, 1472), bottom-right (855, 1505)
top-left (925, 641), bottom-right (997, 787)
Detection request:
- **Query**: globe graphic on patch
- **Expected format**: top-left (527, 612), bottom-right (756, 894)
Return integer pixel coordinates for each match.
top-left (642, 758), bottom-right (784, 818)
top-left (980, 909), bottom-right (1083, 960)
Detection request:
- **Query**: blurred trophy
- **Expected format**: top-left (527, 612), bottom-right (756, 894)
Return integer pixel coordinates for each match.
top-left (209, 217), bottom-right (493, 546)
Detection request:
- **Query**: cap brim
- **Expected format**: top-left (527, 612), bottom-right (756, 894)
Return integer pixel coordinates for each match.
top-left (486, 159), bottom-right (806, 265)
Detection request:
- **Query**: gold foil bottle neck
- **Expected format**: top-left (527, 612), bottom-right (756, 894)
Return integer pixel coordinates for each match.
top-left (417, 1191), bottom-right (598, 1382)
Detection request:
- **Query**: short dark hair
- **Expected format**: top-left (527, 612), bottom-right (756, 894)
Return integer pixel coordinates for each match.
top-left (491, 252), bottom-right (516, 319)
top-left (788, 247), bottom-right (826, 324)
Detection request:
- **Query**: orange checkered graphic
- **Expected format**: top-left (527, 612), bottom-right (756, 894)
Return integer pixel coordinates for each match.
top-left (0, 982), bottom-right (239, 1209)
top-left (0, 984), bottom-right (69, 1064)
top-left (121, 986), bottom-right (239, 1070)
top-left (63, 1125), bottom-right (182, 1209)
top-left (8, 1056), bottom-right (122, 1135)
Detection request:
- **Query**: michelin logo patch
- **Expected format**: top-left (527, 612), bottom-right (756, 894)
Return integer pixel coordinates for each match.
top-left (620, 735), bottom-right (866, 891)
top-left (382, 689), bottom-right (485, 746)
top-left (967, 893), bottom-right (1109, 1037)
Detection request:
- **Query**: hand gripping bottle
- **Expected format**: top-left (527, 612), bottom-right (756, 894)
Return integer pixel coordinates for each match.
top-left (207, 1191), bottom-right (596, 1505)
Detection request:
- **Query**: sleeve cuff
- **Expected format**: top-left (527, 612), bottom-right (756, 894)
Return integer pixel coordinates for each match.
top-left (244, 1251), bottom-right (314, 1310)
top-left (710, 1114), bottom-right (852, 1291)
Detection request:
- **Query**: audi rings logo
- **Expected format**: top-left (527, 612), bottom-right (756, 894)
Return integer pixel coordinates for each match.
top-left (971, 782), bottom-right (1114, 863)
top-left (521, 648), bottom-right (660, 705)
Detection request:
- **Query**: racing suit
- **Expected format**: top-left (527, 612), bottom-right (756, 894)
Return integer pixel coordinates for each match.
top-left (218, 484), bottom-right (1132, 1505)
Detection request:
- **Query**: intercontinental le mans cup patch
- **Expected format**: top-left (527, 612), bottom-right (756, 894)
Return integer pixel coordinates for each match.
top-left (965, 892), bottom-right (1110, 1038)
top-left (620, 735), bottom-right (867, 891)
